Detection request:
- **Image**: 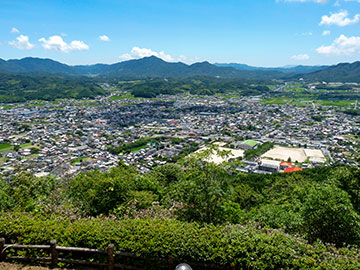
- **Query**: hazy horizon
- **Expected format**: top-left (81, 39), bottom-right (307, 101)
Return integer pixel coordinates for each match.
top-left (0, 55), bottom-right (353, 69)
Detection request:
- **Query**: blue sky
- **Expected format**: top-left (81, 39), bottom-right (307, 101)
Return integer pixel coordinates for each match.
top-left (1, 0), bottom-right (360, 66)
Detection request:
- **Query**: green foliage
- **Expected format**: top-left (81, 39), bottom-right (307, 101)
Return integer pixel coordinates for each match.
top-left (149, 163), bottom-right (184, 185)
top-left (0, 181), bottom-right (14, 211)
top-left (311, 115), bottom-right (325, 122)
top-left (302, 61), bottom-right (360, 82)
top-left (30, 147), bottom-right (40, 154)
top-left (1, 173), bottom-right (58, 211)
top-left (166, 155), bottom-right (233, 224)
top-left (1, 213), bottom-right (360, 269)
top-left (345, 109), bottom-right (360, 116)
top-left (0, 73), bottom-right (105, 103)
top-left (2, 161), bottom-right (360, 263)
top-left (108, 137), bottom-right (161, 155)
top-left (302, 184), bottom-right (360, 246)
top-left (69, 166), bottom-right (139, 215)
top-left (244, 142), bottom-right (274, 160)
top-left (117, 78), bottom-right (270, 98)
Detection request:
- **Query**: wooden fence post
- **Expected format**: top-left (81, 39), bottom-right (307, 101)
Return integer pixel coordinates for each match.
top-left (107, 244), bottom-right (114, 270)
top-left (168, 255), bottom-right (174, 267)
top-left (0, 238), bottom-right (5, 262)
top-left (49, 240), bottom-right (58, 269)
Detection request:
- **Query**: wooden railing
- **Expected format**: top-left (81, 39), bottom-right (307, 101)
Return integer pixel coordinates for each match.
top-left (0, 238), bottom-right (145, 269)
top-left (0, 238), bottom-right (234, 270)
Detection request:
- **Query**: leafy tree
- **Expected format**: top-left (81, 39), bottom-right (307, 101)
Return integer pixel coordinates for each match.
top-left (302, 184), bottom-right (360, 246)
top-left (69, 166), bottom-right (138, 215)
top-left (6, 173), bottom-right (57, 211)
top-left (149, 163), bottom-right (184, 185)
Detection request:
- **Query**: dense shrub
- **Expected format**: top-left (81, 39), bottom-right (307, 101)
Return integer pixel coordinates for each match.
top-left (1, 213), bottom-right (360, 269)
top-left (69, 166), bottom-right (139, 215)
top-left (302, 184), bottom-right (360, 246)
top-left (2, 164), bottom-right (360, 252)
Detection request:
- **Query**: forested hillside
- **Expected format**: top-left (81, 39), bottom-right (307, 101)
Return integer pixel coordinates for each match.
top-left (1, 149), bottom-right (360, 268)
top-left (116, 77), bottom-right (270, 98)
top-left (0, 73), bottom-right (105, 103)
top-left (301, 61), bottom-right (360, 82)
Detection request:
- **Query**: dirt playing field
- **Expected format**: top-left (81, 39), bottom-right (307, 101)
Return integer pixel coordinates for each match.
top-left (261, 146), bottom-right (326, 163)
top-left (304, 149), bottom-right (327, 163)
top-left (261, 146), bottom-right (307, 162)
top-left (195, 145), bottom-right (244, 164)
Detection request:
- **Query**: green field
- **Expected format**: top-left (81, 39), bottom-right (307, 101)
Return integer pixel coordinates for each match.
top-left (130, 145), bottom-right (148, 152)
top-left (71, 157), bottom-right (90, 165)
top-left (25, 101), bottom-right (47, 108)
top-left (315, 100), bottom-right (356, 107)
top-left (261, 98), bottom-right (292, 105)
top-left (0, 105), bottom-right (16, 110)
top-left (109, 93), bottom-right (138, 102)
top-left (20, 143), bottom-right (32, 149)
top-left (0, 143), bottom-right (34, 152)
top-left (262, 97), bottom-right (356, 107)
top-left (242, 139), bottom-right (259, 147)
top-left (0, 143), bottom-right (12, 152)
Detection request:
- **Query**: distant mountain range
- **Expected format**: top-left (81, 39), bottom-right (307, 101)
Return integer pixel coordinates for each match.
top-left (0, 56), bottom-right (283, 80)
top-left (0, 56), bottom-right (359, 82)
top-left (300, 61), bottom-right (360, 82)
top-left (214, 63), bottom-right (329, 74)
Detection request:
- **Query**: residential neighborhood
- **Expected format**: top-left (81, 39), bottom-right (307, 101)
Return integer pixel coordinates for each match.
top-left (0, 91), bottom-right (359, 179)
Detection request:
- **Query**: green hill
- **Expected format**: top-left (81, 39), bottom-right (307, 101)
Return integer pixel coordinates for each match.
top-left (301, 61), bottom-right (360, 82)
top-left (0, 73), bottom-right (105, 103)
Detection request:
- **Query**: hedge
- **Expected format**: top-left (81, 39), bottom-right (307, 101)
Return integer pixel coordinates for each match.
top-left (1, 212), bottom-right (360, 269)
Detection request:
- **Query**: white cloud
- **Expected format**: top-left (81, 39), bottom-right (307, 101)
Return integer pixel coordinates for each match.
top-left (291, 54), bottom-right (310, 60)
top-left (317, 34), bottom-right (360, 55)
top-left (334, 0), bottom-right (341, 6)
top-left (300, 32), bottom-right (313, 36)
top-left (99, 35), bottom-right (111, 42)
top-left (320, 10), bottom-right (360, 26)
top-left (9, 35), bottom-right (35, 50)
top-left (38, 35), bottom-right (89, 52)
top-left (276, 0), bottom-right (328, 3)
top-left (119, 46), bottom-right (174, 62)
top-left (322, 30), bottom-right (331, 36)
top-left (11, 27), bottom-right (20, 33)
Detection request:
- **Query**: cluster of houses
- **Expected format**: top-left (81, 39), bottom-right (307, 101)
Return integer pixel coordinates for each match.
top-left (0, 90), bottom-right (358, 179)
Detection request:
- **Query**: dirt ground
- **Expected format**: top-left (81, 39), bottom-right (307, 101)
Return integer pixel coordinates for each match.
top-left (262, 146), bottom-right (307, 163)
top-left (0, 263), bottom-right (63, 270)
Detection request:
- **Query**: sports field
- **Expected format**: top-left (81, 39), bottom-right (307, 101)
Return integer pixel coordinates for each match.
top-left (195, 145), bottom-right (244, 164)
top-left (261, 146), bottom-right (326, 163)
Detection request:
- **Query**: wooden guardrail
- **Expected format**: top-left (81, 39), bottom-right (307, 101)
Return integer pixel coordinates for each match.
top-left (0, 238), bottom-right (144, 270)
top-left (0, 238), bottom-right (234, 270)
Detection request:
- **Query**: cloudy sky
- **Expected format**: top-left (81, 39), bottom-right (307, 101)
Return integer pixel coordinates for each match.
top-left (1, 0), bottom-right (360, 66)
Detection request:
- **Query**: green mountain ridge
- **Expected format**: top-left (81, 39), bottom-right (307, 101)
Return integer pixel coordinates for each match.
top-left (0, 73), bottom-right (104, 103)
top-left (0, 56), bottom-right (359, 82)
top-left (215, 62), bottom-right (329, 74)
top-left (300, 61), bottom-right (360, 82)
